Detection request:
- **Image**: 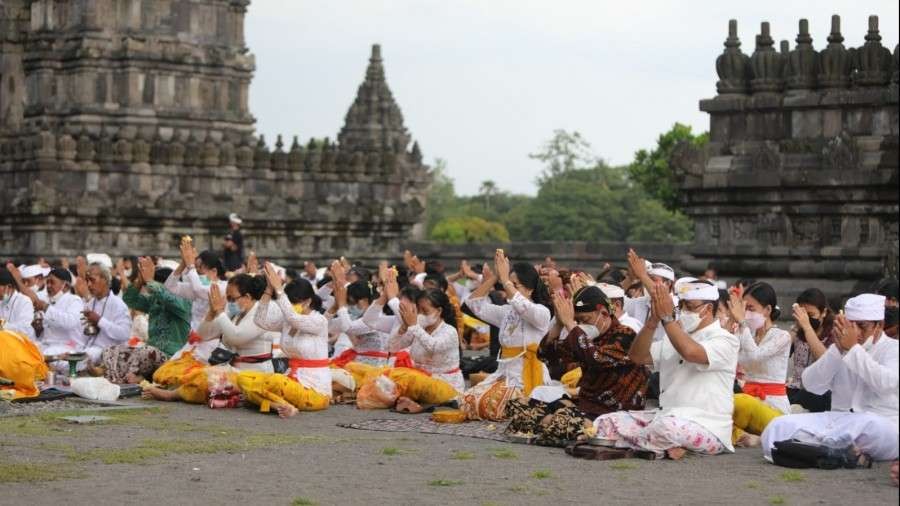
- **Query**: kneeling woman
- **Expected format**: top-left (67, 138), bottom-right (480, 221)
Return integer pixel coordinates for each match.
top-left (237, 263), bottom-right (331, 418)
top-left (143, 274), bottom-right (276, 405)
top-left (387, 288), bottom-right (465, 394)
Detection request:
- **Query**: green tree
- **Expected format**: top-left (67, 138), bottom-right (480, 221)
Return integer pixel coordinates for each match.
top-left (424, 158), bottom-right (460, 232)
top-left (627, 199), bottom-right (694, 243)
top-left (478, 180), bottom-right (500, 213)
top-left (430, 216), bottom-right (510, 244)
top-left (628, 123), bottom-right (708, 211)
top-left (528, 130), bottom-right (598, 185)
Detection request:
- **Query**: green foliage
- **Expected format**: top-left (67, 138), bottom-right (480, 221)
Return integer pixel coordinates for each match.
top-left (430, 216), bottom-right (510, 244)
top-left (424, 127), bottom-right (703, 243)
top-left (628, 122), bottom-right (708, 211)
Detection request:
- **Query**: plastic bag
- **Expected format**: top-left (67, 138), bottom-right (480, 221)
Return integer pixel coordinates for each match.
top-left (356, 375), bottom-right (398, 409)
top-left (70, 377), bottom-right (121, 401)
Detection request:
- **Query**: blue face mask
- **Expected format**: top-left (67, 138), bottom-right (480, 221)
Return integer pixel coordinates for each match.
top-left (226, 302), bottom-right (241, 319)
top-left (199, 274), bottom-right (211, 287)
top-left (347, 306), bottom-right (364, 320)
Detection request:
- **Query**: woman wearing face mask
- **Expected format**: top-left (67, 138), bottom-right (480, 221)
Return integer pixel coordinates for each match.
top-left (164, 244), bottom-right (227, 330)
top-left (728, 282), bottom-right (792, 415)
top-left (787, 288), bottom-right (836, 412)
top-left (461, 249), bottom-right (553, 421)
top-left (232, 263), bottom-right (331, 418)
top-left (387, 288), bottom-right (464, 393)
top-left (143, 274), bottom-right (277, 405)
top-left (330, 281), bottom-right (391, 367)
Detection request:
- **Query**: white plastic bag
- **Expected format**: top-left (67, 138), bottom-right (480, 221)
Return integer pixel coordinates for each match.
top-left (70, 377), bottom-right (121, 401)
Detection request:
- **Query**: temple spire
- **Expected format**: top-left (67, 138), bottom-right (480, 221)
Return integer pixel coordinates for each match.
top-left (337, 44), bottom-right (412, 153)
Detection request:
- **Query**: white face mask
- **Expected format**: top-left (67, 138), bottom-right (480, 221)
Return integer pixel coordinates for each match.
top-left (417, 313), bottom-right (440, 328)
top-left (577, 323), bottom-right (600, 339)
top-left (745, 310), bottom-right (767, 331)
top-left (677, 306), bottom-right (706, 334)
top-left (123, 269), bottom-right (133, 278)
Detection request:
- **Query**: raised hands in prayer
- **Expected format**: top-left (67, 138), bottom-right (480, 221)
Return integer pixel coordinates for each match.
top-left (792, 303), bottom-right (813, 334)
top-left (75, 256), bottom-right (88, 279)
top-left (460, 260), bottom-right (478, 280)
top-left (399, 299), bottom-right (418, 328)
top-left (834, 313), bottom-right (862, 352)
top-left (481, 262), bottom-right (495, 283)
top-left (551, 291), bottom-right (576, 331)
top-left (383, 265), bottom-right (399, 301)
top-left (627, 248), bottom-right (650, 287)
top-left (331, 260), bottom-right (348, 310)
top-left (727, 289), bottom-right (746, 324)
top-left (263, 261), bottom-right (282, 293)
top-left (494, 249), bottom-right (510, 284)
top-left (180, 240), bottom-right (198, 268)
top-left (208, 282), bottom-right (226, 317)
top-left (544, 268), bottom-right (564, 296)
top-left (246, 251), bottom-right (259, 275)
top-left (650, 280), bottom-right (674, 321)
top-left (135, 256), bottom-right (156, 288)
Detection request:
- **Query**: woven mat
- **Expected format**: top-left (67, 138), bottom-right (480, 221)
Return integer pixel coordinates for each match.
top-left (338, 416), bottom-right (511, 442)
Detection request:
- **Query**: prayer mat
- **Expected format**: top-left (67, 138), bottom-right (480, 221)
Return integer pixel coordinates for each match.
top-left (338, 416), bottom-right (511, 442)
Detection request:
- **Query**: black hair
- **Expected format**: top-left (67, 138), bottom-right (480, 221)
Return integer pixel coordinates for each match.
top-left (745, 281), bottom-right (780, 320)
top-left (873, 278), bottom-right (899, 301)
top-left (736, 278), bottom-right (757, 290)
top-left (48, 268), bottom-right (72, 284)
top-left (347, 280), bottom-right (374, 305)
top-left (316, 275), bottom-right (332, 290)
top-left (154, 268), bottom-right (173, 284)
top-left (400, 284), bottom-right (423, 302)
top-left (511, 261), bottom-right (553, 316)
top-left (111, 276), bottom-right (122, 295)
top-left (424, 260), bottom-right (444, 275)
top-left (417, 288), bottom-right (456, 329)
top-left (228, 273), bottom-right (267, 300)
top-left (718, 289), bottom-right (729, 304)
top-left (124, 256), bottom-right (140, 284)
top-left (0, 268), bottom-right (15, 287)
top-left (198, 250), bottom-right (224, 277)
top-left (796, 288), bottom-right (835, 333)
top-left (284, 268), bottom-right (299, 282)
top-left (605, 269), bottom-right (626, 285)
top-left (284, 278), bottom-right (323, 312)
top-left (423, 272), bottom-right (449, 292)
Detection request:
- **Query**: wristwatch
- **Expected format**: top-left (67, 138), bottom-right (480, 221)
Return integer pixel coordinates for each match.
top-left (660, 313), bottom-right (676, 324)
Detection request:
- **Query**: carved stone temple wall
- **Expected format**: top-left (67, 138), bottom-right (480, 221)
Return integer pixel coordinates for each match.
top-left (673, 15), bottom-right (899, 297)
top-left (0, 0), bottom-right (430, 266)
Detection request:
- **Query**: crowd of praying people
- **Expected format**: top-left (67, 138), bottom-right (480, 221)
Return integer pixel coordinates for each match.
top-left (0, 220), bottom-right (897, 480)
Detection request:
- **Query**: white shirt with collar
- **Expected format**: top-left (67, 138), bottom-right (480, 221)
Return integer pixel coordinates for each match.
top-left (82, 292), bottom-right (132, 361)
top-left (164, 268), bottom-right (226, 330)
top-left (40, 291), bottom-right (85, 353)
top-left (0, 290), bottom-right (35, 341)
top-left (199, 301), bottom-right (276, 373)
top-left (650, 320), bottom-right (740, 452)
top-left (801, 333), bottom-right (898, 423)
top-left (625, 293), bottom-right (679, 341)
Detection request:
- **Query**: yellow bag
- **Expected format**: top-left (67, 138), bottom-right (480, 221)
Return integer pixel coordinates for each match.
top-left (0, 330), bottom-right (49, 399)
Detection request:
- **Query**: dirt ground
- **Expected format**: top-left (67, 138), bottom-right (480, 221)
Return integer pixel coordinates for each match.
top-left (1, 400), bottom-right (897, 506)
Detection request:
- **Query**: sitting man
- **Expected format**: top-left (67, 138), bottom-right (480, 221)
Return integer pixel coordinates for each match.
top-left (592, 279), bottom-right (739, 459)
top-left (761, 293), bottom-right (899, 464)
top-left (78, 263), bottom-right (133, 366)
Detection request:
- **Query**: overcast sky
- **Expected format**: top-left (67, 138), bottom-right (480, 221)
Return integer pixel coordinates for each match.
top-left (246, 1), bottom-right (899, 196)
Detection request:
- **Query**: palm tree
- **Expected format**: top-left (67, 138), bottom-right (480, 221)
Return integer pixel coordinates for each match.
top-left (479, 180), bottom-right (498, 212)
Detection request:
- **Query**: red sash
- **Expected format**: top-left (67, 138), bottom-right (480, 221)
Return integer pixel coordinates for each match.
top-left (331, 349), bottom-right (390, 368)
top-left (743, 382), bottom-right (786, 400)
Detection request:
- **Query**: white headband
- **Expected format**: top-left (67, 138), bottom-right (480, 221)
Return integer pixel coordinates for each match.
top-left (679, 283), bottom-right (719, 301)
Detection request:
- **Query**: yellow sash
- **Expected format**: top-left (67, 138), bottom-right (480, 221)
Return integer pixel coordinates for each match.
top-left (500, 344), bottom-right (542, 396)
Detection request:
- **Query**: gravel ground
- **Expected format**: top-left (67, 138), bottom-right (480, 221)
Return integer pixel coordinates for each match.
top-left (1, 400), bottom-right (897, 506)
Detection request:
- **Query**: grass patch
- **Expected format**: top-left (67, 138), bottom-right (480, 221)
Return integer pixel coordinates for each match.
top-left (291, 498), bottom-right (317, 506)
top-left (530, 469), bottom-right (553, 479)
top-left (428, 479), bottom-right (463, 487)
top-left (490, 448), bottom-right (518, 460)
top-left (508, 485), bottom-right (529, 493)
top-left (451, 450), bottom-right (475, 460)
top-left (745, 481), bottom-right (760, 489)
top-left (0, 460), bottom-right (83, 483)
top-left (382, 447), bottom-right (401, 456)
top-left (780, 470), bottom-right (805, 482)
top-left (609, 461), bottom-right (638, 470)
top-left (769, 496), bottom-right (786, 505)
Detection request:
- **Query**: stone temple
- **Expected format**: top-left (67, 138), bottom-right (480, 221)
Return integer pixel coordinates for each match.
top-left (0, 0), bottom-right (430, 265)
top-left (673, 15), bottom-right (899, 297)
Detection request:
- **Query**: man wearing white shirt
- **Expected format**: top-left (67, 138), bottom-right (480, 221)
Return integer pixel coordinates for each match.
top-left (623, 251), bottom-right (678, 342)
top-left (761, 293), bottom-right (899, 462)
top-left (165, 247), bottom-right (227, 330)
top-left (0, 268), bottom-right (35, 340)
top-left (593, 280), bottom-right (739, 459)
top-left (19, 264), bottom-right (50, 304)
top-left (33, 269), bottom-right (86, 372)
top-left (597, 282), bottom-right (643, 334)
top-left (81, 263), bottom-right (132, 364)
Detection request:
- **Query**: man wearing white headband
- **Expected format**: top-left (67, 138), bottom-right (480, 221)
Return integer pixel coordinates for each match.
top-left (597, 282), bottom-right (643, 334)
top-left (624, 250), bottom-right (678, 343)
top-left (591, 278), bottom-right (739, 459)
top-left (761, 293), bottom-right (899, 464)
top-left (19, 265), bottom-right (50, 304)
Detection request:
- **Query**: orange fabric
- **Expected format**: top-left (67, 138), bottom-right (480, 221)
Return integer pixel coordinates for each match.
top-left (289, 358), bottom-right (330, 369)
top-left (392, 350), bottom-right (415, 369)
top-left (187, 331), bottom-right (202, 345)
top-left (0, 330), bottom-right (49, 399)
top-left (742, 382), bottom-right (786, 400)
